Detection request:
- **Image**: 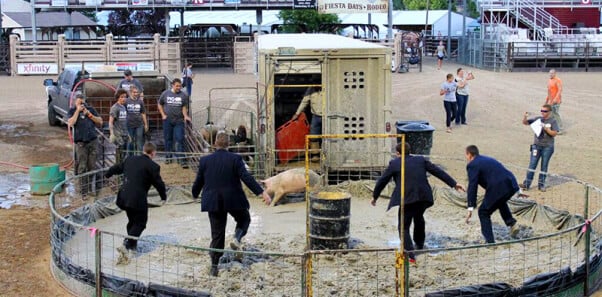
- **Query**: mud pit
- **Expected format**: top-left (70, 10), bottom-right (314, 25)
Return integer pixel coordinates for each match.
top-left (58, 176), bottom-right (588, 296)
top-left (2, 60), bottom-right (602, 296)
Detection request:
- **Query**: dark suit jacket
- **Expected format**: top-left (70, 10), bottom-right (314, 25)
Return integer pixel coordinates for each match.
top-left (105, 154), bottom-right (167, 210)
top-left (466, 155), bottom-right (519, 208)
top-left (373, 155), bottom-right (457, 211)
top-left (192, 149), bottom-right (264, 212)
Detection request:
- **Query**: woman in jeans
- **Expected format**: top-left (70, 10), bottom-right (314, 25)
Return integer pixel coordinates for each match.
top-left (455, 68), bottom-right (475, 125)
top-left (126, 86), bottom-right (148, 155)
top-left (439, 73), bottom-right (461, 133)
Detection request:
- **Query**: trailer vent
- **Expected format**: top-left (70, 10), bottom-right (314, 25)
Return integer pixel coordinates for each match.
top-left (343, 71), bottom-right (365, 89)
top-left (343, 116), bottom-right (365, 140)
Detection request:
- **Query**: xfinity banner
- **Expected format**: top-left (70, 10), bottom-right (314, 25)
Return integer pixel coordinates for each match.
top-left (317, 0), bottom-right (388, 13)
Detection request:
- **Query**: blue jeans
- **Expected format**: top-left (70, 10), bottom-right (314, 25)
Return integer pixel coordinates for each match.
top-left (186, 84), bottom-right (192, 98)
top-left (163, 120), bottom-right (185, 161)
top-left (443, 101), bottom-right (457, 128)
top-left (127, 126), bottom-right (144, 156)
top-left (523, 145), bottom-right (554, 189)
top-left (310, 115), bottom-right (322, 135)
top-left (456, 94), bottom-right (468, 124)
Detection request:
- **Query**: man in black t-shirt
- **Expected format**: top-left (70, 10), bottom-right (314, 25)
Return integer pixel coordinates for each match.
top-left (67, 94), bottom-right (103, 196)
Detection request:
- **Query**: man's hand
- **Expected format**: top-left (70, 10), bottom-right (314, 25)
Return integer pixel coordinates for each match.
top-left (184, 115), bottom-right (192, 123)
top-left (454, 184), bottom-right (466, 192)
top-left (109, 134), bottom-right (117, 144)
top-left (292, 114), bottom-right (299, 121)
top-left (465, 210), bottom-right (472, 224)
top-left (370, 198), bottom-right (377, 206)
top-left (262, 192), bottom-right (272, 205)
top-left (161, 114), bottom-right (167, 120)
top-left (144, 125), bottom-right (149, 133)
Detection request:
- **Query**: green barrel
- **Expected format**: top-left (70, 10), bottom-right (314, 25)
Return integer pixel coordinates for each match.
top-left (29, 163), bottom-right (66, 195)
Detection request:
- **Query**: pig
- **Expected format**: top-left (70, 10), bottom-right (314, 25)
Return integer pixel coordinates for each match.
top-left (262, 168), bottom-right (321, 206)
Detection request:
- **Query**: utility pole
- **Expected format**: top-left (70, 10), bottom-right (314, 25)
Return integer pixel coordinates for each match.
top-left (31, 0), bottom-right (37, 42)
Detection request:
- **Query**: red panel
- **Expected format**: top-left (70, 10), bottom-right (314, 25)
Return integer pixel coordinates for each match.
top-left (545, 8), bottom-right (600, 28)
top-left (275, 112), bottom-right (310, 164)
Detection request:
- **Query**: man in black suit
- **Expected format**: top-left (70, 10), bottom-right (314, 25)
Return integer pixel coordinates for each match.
top-left (105, 142), bottom-right (167, 264)
top-left (464, 145), bottom-right (524, 243)
top-left (192, 132), bottom-right (271, 277)
top-left (371, 143), bottom-right (464, 264)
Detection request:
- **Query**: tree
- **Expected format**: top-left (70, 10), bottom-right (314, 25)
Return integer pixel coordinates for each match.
top-left (107, 9), bottom-right (166, 37)
top-left (277, 10), bottom-right (340, 33)
top-left (80, 9), bottom-right (99, 23)
top-left (403, 0), bottom-right (453, 10)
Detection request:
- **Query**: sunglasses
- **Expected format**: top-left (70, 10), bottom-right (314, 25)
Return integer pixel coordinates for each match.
top-left (540, 110), bottom-right (550, 113)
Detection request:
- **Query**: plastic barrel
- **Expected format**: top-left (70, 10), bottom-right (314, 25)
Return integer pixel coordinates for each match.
top-left (29, 163), bottom-right (66, 195)
top-left (398, 123), bottom-right (436, 156)
top-left (395, 120), bottom-right (429, 144)
top-left (309, 191), bottom-right (351, 250)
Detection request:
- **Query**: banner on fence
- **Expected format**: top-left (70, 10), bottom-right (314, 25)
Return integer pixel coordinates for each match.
top-left (63, 62), bottom-right (154, 73)
top-left (51, 0), bottom-right (68, 6)
top-left (17, 63), bottom-right (59, 75)
top-left (317, 0), bottom-right (388, 13)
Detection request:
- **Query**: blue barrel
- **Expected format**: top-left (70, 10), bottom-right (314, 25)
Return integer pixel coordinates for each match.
top-left (29, 163), bottom-right (66, 195)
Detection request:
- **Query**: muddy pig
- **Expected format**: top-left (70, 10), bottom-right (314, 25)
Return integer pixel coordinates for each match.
top-left (262, 168), bottom-right (321, 206)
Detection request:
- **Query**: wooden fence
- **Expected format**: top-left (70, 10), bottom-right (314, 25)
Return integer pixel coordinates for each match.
top-left (9, 33), bottom-right (180, 76)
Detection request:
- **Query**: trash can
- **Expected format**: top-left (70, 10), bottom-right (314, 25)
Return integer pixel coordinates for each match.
top-left (395, 120), bottom-right (429, 135)
top-left (397, 123), bottom-right (435, 156)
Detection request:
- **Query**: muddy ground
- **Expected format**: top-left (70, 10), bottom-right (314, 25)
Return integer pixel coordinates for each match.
top-left (1, 58), bottom-right (602, 296)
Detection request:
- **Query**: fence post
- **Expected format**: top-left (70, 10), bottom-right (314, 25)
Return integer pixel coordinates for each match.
top-left (57, 34), bottom-right (65, 71)
top-left (153, 33), bottom-right (160, 72)
top-left (105, 34), bottom-right (113, 64)
top-left (302, 252), bottom-right (312, 297)
top-left (95, 230), bottom-right (102, 296)
top-left (9, 35), bottom-right (18, 76)
top-left (583, 184), bottom-right (591, 296)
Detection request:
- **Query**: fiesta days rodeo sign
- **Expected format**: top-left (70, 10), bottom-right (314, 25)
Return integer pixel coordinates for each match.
top-left (318, 0), bottom-right (388, 13)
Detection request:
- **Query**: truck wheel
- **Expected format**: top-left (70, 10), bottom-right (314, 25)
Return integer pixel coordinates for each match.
top-left (48, 103), bottom-right (61, 126)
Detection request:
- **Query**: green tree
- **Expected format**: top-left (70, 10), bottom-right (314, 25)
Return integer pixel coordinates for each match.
top-left (403, 0), bottom-right (455, 10)
top-left (80, 9), bottom-right (99, 23)
top-left (277, 10), bottom-right (340, 33)
top-left (465, 0), bottom-right (479, 18)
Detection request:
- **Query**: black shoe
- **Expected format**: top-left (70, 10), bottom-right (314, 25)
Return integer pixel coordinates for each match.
top-left (180, 162), bottom-right (189, 169)
top-left (210, 265), bottom-right (218, 277)
top-left (165, 159), bottom-right (172, 164)
top-left (538, 186), bottom-right (546, 192)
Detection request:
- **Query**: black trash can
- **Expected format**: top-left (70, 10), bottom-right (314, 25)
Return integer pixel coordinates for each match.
top-left (397, 123), bottom-right (435, 156)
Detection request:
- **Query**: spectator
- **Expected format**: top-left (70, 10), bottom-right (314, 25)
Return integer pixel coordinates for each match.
top-left (67, 94), bottom-right (103, 197)
top-left (117, 69), bottom-right (144, 97)
top-left (182, 63), bottom-right (194, 97)
top-left (440, 73), bottom-right (458, 133)
top-left (109, 89), bottom-right (130, 163)
top-left (158, 78), bottom-right (191, 167)
top-left (455, 68), bottom-right (474, 125)
top-left (521, 105), bottom-right (559, 192)
top-left (545, 69), bottom-right (563, 133)
top-left (125, 86), bottom-right (148, 155)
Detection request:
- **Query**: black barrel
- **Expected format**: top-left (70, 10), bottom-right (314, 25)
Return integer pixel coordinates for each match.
top-left (398, 123), bottom-right (435, 156)
top-left (309, 191), bottom-right (351, 250)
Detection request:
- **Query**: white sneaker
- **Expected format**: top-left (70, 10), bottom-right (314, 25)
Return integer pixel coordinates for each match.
top-left (510, 224), bottom-right (520, 238)
top-left (230, 239), bottom-right (242, 250)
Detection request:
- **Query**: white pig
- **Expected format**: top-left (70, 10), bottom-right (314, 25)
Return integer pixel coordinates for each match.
top-left (262, 168), bottom-right (321, 206)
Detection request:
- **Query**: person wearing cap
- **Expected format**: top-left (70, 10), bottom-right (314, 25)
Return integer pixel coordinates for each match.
top-left (67, 94), bottom-right (103, 197)
top-left (117, 69), bottom-right (144, 97)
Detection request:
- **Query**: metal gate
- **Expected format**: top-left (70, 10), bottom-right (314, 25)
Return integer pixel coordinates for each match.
top-left (181, 37), bottom-right (235, 68)
top-left (0, 40), bottom-right (10, 75)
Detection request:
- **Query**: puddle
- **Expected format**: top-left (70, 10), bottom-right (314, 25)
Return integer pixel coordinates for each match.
top-left (0, 172), bottom-right (51, 209)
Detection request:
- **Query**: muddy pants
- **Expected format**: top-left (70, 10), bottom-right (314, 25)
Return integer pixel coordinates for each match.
top-left (74, 139), bottom-right (98, 195)
top-left (208, 209), bottom-right (250, 265)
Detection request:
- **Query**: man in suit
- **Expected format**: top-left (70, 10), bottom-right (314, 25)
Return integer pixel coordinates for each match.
top-left (464, 145), bottom-right (523, 243)
top-left (105, 142), bottom-right (167, 264)
top-left (371, 143), bottom-right (464, 264)
top-left (192, 131), bottom-right (271, 277)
